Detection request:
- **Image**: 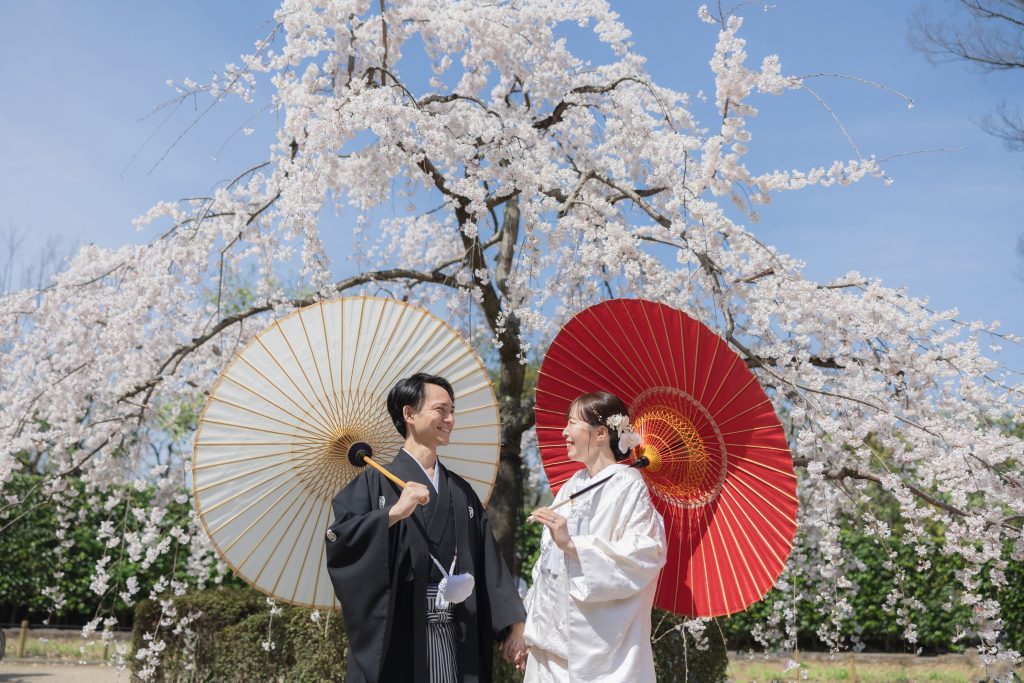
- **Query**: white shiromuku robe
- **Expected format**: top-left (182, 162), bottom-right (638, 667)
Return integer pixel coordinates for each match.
top-left (523, 463), bottom-right (667, 682)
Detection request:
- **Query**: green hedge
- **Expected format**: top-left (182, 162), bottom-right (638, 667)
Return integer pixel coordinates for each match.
top-left (721, 528), bottom-right (1024, 654)
top-left (652, 610), bottom-right (730, 682)
top-left (132, 587), bottom-right (347, 682)
top-left (1, 472), bottom-right (200, 626)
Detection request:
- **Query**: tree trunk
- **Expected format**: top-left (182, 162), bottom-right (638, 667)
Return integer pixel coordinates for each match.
top-left (488, 422), bottom-right (525, 570)
top-left (474, 193), bottom-right (531, 569)
top-left (488, 319), bottom-right (529, 569)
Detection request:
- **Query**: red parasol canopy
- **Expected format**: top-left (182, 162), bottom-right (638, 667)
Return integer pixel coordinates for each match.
top-left (534, 298), bottom-right (797, 617)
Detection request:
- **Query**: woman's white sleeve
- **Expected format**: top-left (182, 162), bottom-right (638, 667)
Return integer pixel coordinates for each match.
top-left (565, 479), bottom-right (666, 603)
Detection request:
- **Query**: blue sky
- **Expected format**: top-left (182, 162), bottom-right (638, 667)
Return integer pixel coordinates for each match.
top-left (2, 1), bottom-right (1022, 363)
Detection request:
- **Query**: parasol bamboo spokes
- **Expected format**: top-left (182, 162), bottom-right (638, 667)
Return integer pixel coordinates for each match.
top-left (193, 296), bottom-right (501, 610)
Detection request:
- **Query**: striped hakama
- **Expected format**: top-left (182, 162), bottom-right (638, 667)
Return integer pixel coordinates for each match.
top-left (426, 585), bottom-right (459, 683)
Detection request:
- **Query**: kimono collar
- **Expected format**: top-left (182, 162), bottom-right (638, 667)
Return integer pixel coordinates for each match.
top-left (406, 449), bottom-right (441, 493)
top-left (581, 461), bottom-right (625, 483)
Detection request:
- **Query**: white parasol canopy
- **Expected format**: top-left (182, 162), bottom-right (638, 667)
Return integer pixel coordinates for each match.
top-left (192, 296), bottom-right (501, 609)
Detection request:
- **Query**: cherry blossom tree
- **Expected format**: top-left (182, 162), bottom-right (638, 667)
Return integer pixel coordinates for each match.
top-left (1, 0), bottom-right (1022, 675)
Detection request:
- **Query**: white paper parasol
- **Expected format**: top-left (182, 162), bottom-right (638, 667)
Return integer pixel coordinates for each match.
top-left (192, 296), bottom-right (501, 609)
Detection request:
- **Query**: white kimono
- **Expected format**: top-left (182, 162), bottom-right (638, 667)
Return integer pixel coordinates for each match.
top-left (523, 464), bottom-right (667, 682)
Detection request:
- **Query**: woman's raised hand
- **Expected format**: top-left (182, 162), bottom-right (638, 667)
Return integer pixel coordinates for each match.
top-left (529, 507), bottom-right (576, 554)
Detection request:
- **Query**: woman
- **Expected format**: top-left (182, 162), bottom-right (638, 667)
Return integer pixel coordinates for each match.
top-left (519, 391), bottom-right (667, 682)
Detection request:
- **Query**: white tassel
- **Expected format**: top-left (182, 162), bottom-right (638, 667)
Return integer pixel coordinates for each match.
top-left (436, 576), bottom-right (450, 610)
top-left (431, 554), bottom-right (474, 609)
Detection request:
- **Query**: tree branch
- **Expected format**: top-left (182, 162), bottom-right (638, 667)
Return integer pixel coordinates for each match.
top-left (791, 455), bottom-right (1024, 530)
top-left (533, 77), bottom-right (650, 130)
top-left (910, 1), bottom-right (1024, 71)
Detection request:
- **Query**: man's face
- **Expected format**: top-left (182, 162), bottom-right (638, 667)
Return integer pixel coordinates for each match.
top-left (404, 383), bottom-right (455, 448)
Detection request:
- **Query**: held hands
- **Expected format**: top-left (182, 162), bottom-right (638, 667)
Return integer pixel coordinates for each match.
top-left (388, 481), bottom-right (430, 526)
top-left (528, 507), bottom-right (575, 554)
top-left (500, 621), bottom-right (528, 672)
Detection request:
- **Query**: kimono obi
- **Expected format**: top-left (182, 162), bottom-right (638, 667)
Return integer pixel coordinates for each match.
top-left (426, 585), bottom-right (455, 624)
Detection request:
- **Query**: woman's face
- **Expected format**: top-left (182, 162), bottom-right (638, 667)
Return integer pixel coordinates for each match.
top-left (562, 407), bottom-right (605, 465)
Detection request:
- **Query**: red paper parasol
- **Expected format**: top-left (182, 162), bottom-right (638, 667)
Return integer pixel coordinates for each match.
top-left (534, 298), bottom-right (797, 617)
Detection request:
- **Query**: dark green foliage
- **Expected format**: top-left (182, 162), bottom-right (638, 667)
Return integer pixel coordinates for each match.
top-left (652, 610), bottom-right (729, 682)
top-left (514, 504), bottom-right (544, 582)
top-left (840, 530), bottom-right (968, 652)
top-left (0, 474), bottom-right (57, 622)
top-left (721, 528), bottom-right (1024, 654)
top-left (132, 587), bottom-right (348, 682)
top-left (132, 587), bottom-right (265, 681)
top-left (996, 554), bottom-right (1024, 654)
top-left (492, 649), bottom-right (524, 682)
top-left (0, 473), bottom-right (198, 625)
top-left (209, 608), bottom-right (348, 682)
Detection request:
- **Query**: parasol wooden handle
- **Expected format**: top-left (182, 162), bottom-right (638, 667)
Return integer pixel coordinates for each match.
top-left (547, 497), bottom-right (572, 513)
top-left (348, 442), bottom-right (429, 504)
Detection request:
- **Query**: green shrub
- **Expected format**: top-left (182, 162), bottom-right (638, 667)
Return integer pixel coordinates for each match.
top-left (208, 608), bottom-right (347, 682)
top-left (999, 557), bottom-right (1024, 654)
top-left (492, 649), bottom-right (524, 682)
top-left (652, 609), bottom-right (729, 682)
top-left (720, 528), bottom-right (1024, 655)
top-left (132, 586), bottom-right (347, 682)
top-left (1, 472), bottom-right (210, 626)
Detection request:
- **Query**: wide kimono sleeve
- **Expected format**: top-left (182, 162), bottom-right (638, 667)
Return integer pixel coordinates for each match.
top-left (474, 498), bottom-right (527, 638)
top-left (325, 471), bottom-right (393, 682)
top-left (564, 473), bottom-right (666, 603)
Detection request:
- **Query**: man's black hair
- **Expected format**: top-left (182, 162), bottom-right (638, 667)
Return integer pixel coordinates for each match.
top-left (386, 373), bottom-right (455, 437)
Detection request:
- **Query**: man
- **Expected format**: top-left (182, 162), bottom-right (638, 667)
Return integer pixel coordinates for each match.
top-left (326, 373), bottom-right (526, 682)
